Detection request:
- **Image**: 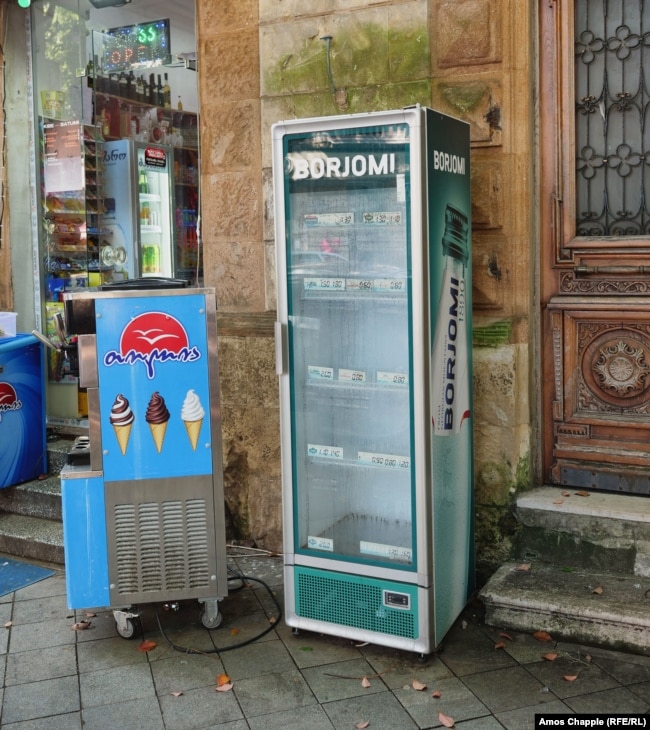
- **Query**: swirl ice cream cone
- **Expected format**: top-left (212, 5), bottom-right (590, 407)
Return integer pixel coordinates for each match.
top-left (145, 391), bottom-right (170, 454)
top-left (181, 389), bottom-right (205, 451)
top-left (110, 394), bottom-right (134, 456)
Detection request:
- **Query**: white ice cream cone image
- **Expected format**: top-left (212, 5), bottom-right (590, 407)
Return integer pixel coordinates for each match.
top-left (181, 389), bottom-right (205, 451)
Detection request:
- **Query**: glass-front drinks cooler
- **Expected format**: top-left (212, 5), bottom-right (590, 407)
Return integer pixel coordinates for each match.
top-left (273, 106), bottom-right (474, 655)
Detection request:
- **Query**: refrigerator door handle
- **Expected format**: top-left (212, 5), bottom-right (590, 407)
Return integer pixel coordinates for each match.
top-left (275, 321), bottom-right (287, 375)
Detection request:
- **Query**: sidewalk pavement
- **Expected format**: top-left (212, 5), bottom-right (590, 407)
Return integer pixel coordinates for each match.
top-left (1, 551), bottom-right (649, 729)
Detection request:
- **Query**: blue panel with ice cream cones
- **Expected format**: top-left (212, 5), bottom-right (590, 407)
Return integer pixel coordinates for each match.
top-left (94, 292), bottom-right (214, 482)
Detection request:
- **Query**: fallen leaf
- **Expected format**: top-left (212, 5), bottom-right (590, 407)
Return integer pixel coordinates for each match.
top-left (592, 586), bottom-right (603, 595)
top-left (298, 646), bottom-right (313, 652)
top-left (499, 632), bottom-right (514, 641)
top-left (561, 490), bottom-right (571, 497)
top-left (432, 689), bottom-right (442, 698)
top-left (216, 673), bottom-right (231, 687)
top-left (575, 490), bottom-right (590, 497)
top-left (4, 621), bottom-right (12, 628)
top-left (72, 621), bottom-right (92, 631)
top-left (553, 498), bottom-right (564, 505)
top-left (171, 691), bottom-right (183, 697)
top-left (412, 679), bottom-right (427, 691)
top-left (231, 628), bottom-right (240, 636)
top-left (439, 711), bottom-right (455, 727)
top-left (542, 653), bottom-right (559, 661)
top-left (268, 616), bottom-right (277, 624)
top-left (215, 682), bottom-right (233, 692)
top-left (516, 563), bottom-right (531, 572)
top-left (585, 654), bottom-right (592, 663)
top-left (532, 630), bottom-right (553, 642)
top-left (494, 641), bottom-right (506, 650)
top-left (85, 612), bottom-right (97, 618)
top-left (355, 722), bottom-right (370, 729)
top-left (563, 675), bottom-right (578, 682)
top-left (361, 676), bottom-right (371, 688)
top-left (138, 640), bottom-right (157, 652)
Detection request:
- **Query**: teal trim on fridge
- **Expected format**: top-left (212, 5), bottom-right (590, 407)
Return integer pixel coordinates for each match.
top-left (280, 121), bottom-right (417, 573)
top-left (294, 565), bottom-right (419, 640)
top-left (424, 108), bottom-right (474, 643)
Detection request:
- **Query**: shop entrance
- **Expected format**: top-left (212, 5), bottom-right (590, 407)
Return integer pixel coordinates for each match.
top-left (30, 0), bottom-right (199, 426)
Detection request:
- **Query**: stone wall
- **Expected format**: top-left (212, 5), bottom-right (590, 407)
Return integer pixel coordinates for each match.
top-left (196, 0), bottom-right (535, 574)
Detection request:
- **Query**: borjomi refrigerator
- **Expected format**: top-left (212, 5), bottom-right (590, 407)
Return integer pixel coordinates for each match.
top-left (272, 106), bottom-right (473, 655)
top-left (103, 141), bottom-right (174, 279)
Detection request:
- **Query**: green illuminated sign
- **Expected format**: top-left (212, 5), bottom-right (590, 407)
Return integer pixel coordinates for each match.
top-left (103, 18), bottom-right (171, 74)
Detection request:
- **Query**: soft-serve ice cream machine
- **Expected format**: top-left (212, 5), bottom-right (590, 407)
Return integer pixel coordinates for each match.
top-left (60, 283), bottom-right (228, 636)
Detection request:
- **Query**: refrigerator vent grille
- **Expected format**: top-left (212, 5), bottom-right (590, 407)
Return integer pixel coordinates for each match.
top-left (113, 499), bottom-right (211, 597)
top-left (296, 570), bottom-right (416, 639)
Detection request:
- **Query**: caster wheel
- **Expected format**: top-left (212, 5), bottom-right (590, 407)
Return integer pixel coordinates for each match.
top-left (201, 609), bottom-right (223, 630)
top-left (291, 627), bottom-right (300, 637)
top-left (115, 617), bottom-right (137, 639)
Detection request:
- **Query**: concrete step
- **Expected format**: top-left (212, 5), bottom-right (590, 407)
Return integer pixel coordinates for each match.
top-left (512, 486), bottom-right (650, 576)
top-left (479, 561), bottom-right (650, 655)
top-left (0, 435), bottom-right (73, 565)
top-left (0, 513), bottom-right (64, 564)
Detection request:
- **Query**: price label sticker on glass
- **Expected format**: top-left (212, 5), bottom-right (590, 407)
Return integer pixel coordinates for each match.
top-left (377, 371), bottom-right (409, 386)
top-left (304, 212), bottom-right (354, 226)
top-left (308, 444), bottom-right (344, 460)
top-left (358, 452), bottom-right (410, 469)
top-left (308, 365), bottom-right (334, 381)
top-left (304, 278), bottom-right (345, 291)
top-left (339, 368), bottom-right (366, 383)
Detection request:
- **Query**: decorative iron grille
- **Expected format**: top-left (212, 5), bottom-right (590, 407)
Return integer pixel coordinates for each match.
top-left (575, 1), bottom-right (650, 236)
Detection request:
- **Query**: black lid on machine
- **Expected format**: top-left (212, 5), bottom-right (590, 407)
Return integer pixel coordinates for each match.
top-left (100, 277), bottom-right (190, 291)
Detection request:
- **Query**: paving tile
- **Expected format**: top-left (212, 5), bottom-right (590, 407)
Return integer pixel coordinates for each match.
top-left (210, 606), bottom-right (279, 650)
top-left (276, 622), bottom-right (364, 668)
top-left (460, 665), bottom-right (559, 714)
top-left (13, 574), bottom-right (66, 600)
top-left (0, 710), bottom-right (82, 729)
top-left (8, 617), bottom-right (75, 653)
top-left (301, 658), bottom-right (389, 703)
top-left (323, 690), bottom-right (418, 729)
top-left (159, 684), bottom-right (244, 728)
top-left (76, 634), bottom-right (149, 672)
top-left (232, 555), bottom-right (284, 587)
top-left (628, 680), bottom-right (650, 703)
top-left (495, 699), bottom-right (573, 730)
top-left (564, 685), bottom-right (650, 714)
top-left (1, 675), bottom-right (80, 725)
top-left (81, 696), bottom-right (164, 730)
top-left (207, 722), bottom-right (250, 730)
top-left (454, 718), bottom-right (507, 729)
top-left (5, 644), bottom-right (76, 685)
top-left (233, 669), bottom-right (317, 717)
top-left (437, 621), bottom-right (517, 676)
top-left (220, 636), bottom-right (295, 680)
top-left (247, 704), bottom-right (335, 730)
top-left (10, 592), bottom-right (69, 625)
top-left (361, 643), bottom-right (453, 689)
top-left (150, 653), bottom-right (225, 694)
top-left (79, 662), bottom-right (156, 708)
top-left (591, 654), bottom-right (650, 684)
top-left (525, 656), bottom-right (620, 698)
top-left (394, 675), bottom-right (491, 728)
top-left (74, 610), bottom-right (122, 642)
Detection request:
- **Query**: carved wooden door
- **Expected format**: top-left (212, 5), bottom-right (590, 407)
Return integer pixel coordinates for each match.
top-left (541, 1), bottom-right (650, 493)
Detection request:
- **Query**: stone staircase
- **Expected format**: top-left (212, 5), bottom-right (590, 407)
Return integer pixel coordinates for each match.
top-left (479, 486), bottom-right (650, 655)
top-left (0, 435), bottom-right (73, 564)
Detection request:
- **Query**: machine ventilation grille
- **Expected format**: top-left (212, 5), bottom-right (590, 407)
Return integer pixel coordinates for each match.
top-left (296, 569), bottom-right (416, 639)
top-left (113, 499), bottom-right (210, 598)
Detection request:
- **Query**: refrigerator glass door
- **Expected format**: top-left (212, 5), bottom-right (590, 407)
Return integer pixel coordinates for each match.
top-left (137, 144), bottom-right (174, 278)
top-left (284, 124), bottom-right (415, 570)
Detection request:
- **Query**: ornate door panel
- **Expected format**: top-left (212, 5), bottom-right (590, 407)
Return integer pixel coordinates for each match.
top-left (548, 297), bottom-right (650, 493)
top-left (540, 1), bottom-right (650, 493)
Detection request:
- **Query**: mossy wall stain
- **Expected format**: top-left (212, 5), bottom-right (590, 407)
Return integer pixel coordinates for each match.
top-left (265, 23), bottom-right (430, 115)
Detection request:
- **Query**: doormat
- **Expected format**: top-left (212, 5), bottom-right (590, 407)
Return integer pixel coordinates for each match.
top-left (0, 558), bottom-right (55, 597)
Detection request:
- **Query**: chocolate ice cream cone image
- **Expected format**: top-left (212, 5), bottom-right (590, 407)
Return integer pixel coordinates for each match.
top-left (145, 391), bottom-right (170, 454)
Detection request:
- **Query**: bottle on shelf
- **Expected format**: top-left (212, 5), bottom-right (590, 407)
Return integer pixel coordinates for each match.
top-left (141, 75), bottom-right (149, 104)
top-left (155, 74), bottom-right (163, 107)
top-left (138, 170), bottom-right (149, 194)
top-left (148, 73), bottom-right (156, 105)
top-left (142, 243), bottom-right (160, 273)
top-left (177, 96), bottom-right (183, 111)
top-left (128, 69), bottom-right (136, 100)
top-left (140, 201), bottom-right (150, 226)
top-left (86, 58), bottom-right (94, 89)
top-left (163, 73), bottom-right (171, 109)
top-left (118, 71), bottom-right (128, 99)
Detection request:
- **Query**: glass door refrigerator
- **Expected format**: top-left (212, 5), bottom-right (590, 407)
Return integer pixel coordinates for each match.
top-left (272, 106), bottom-right (473, 655)
top-left (103, 141), bottom-right (174, 279)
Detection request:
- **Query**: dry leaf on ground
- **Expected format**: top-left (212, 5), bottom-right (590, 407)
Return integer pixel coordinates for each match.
top-left (215, 682), bottom-right (233, 692)
top-left (516, 563), bottom-right (531, 572)
top-left (361, 676), bottom-right (371, 688)
top-left (532, 630), bottom-right (553, 642)
top-left (494, 641), bottom-right (506, 650)
top-left (72, 621), bottom-right (92, 631)
top-left (499, 632), bottom-right (513, 641)
top-left (575, 490), bottom-right (590, 497)
top-left (432, 689), bottom-right (442, 698)
top-left (563, 675), bottom-right (578, 682)
top-left (171, 691), bottom-right (183, 697)
top-left (412, 679), bottom-right (427, 691)
top-left (542, 653), bottom-right (558, 661)
top-left (138, 640), bottom-right (156, 652)
top-left (355, 721), bottom-right (370, 729)
top-left (592, 586), bottom-right (603, 595)
top-left (216, 673), bottom-right (231, 687)
top-left (439, 711), bottom-right (455, 727)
